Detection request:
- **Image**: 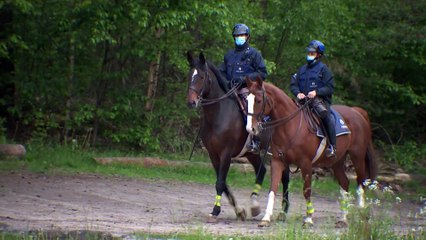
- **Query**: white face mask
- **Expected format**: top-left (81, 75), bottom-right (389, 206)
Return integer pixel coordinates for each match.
top-left (235, 36), bottom-right (246, 46)
top-left (306, 55), bottom-right (316, 61)
top-left (306, 55), bottom-right (316, 64)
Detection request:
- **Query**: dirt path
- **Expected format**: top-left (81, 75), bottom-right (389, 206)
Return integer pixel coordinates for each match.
top-left (0, 171), bottom-right (423, 237)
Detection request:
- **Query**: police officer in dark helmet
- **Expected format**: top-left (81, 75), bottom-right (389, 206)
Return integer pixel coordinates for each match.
top-left (290, 40), bottom-right (336, 158)
top-left (220, 23), bottom-right (268, 152)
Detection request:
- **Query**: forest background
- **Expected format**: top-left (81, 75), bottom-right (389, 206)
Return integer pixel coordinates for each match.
top-left (0, 0), bottom-right (424, 171)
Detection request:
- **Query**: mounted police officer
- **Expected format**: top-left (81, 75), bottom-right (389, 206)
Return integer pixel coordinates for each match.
top-left (220, 23), bottom-right (268, 152)
top-left (290, 40), bottom-right (336, 158)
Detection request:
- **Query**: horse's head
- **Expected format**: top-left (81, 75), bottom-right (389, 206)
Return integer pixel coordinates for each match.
top-left (186, 51), bottom-right (211, 108)
top-left (246, 76), bottom-right (271, 136)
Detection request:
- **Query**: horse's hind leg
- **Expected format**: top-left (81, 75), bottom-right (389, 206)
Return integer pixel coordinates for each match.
top-left (351, 151), bottom-right (368, 208)
top-left (332, 160), bottom-right (350, 228)
top-left (223, 185), bottom-right (246, 221)
top-left (246, 154), bottom-right (267, 218)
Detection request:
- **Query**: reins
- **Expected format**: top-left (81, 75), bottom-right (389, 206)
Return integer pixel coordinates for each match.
top-left (259, 98), bottom-right (312, 130)
top-left (198, 83), bottom-right (241, 106)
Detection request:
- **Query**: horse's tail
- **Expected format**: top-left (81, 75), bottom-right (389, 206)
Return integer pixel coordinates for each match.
top-left (353, 107), bottom-right (377, 180)
top-left (366, 141), bottom-right (377, 180)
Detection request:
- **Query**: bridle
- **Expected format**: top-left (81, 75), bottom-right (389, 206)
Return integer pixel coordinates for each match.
top-left (247, 87), bottom-right (268, 123)
top-left (188, 64), bottom-right (240, 106)
top-left (188, 66), bottom-right (210, 98)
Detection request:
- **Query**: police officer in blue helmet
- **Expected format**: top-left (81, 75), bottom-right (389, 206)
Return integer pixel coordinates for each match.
top-left (290, 40), bottom-right (336, 158)
top-left (220, 23), bottom-right (268, 152)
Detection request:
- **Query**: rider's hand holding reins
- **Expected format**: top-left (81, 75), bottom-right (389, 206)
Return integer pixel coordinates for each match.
top-left (297, 93), bottom-right (306, 100)
top-left (307, 90), bottom-right (317, 98)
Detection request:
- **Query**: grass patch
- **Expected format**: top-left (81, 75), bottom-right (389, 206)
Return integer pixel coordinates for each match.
top-left (0, 145), bottom-right (365, 195)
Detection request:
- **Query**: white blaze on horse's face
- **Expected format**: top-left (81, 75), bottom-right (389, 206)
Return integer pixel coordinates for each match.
top-left (246, 93), bottom-right (256, 135)
top-left (191, 69), bottom-right (198, 82)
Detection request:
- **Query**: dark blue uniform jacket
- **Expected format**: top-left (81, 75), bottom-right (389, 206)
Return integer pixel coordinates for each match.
top-left (290, 61), bottom-right (334, 104)
top-left (220, 43), bottom-right (267, 87)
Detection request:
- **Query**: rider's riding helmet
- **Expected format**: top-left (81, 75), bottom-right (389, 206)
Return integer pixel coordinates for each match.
top-left (306, 40), bottom-right (325, 55)
top-left (232, 23), bottom-right (250, 37)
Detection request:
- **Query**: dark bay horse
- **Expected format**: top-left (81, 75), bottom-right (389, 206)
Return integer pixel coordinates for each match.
top-left (186, 52), bottom-right (290, 222)
top-left (245, 77), bottom-right (377, 227)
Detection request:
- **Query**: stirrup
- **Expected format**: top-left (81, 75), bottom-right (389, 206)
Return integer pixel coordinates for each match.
top-left (326, 145), bottom-right (336, 158)
top-left (247, 140), bottom-right (260, 153)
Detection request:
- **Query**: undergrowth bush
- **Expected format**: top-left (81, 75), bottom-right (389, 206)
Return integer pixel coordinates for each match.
top-left (377, 141), bottom-right (426, 171)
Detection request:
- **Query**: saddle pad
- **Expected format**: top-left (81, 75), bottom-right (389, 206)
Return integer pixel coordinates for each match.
top-left (316, 108), bottom-right (351, 138)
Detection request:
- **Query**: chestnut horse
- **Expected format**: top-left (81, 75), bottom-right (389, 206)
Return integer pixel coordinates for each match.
top-left (186, 52), bottom-right (291, 222)
top-left (245, 77), bottom-right (377, 227)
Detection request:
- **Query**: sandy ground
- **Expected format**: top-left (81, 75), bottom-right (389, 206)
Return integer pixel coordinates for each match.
top-left (0, 171), bottom-right (424, 238)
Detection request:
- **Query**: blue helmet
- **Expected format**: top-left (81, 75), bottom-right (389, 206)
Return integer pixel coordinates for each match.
top-left (306, 40), bottom-right (325, 55)
top-left (232, 23), bottom-right (250, 37)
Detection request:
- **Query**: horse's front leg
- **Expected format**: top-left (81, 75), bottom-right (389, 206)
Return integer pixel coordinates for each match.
top-left (208, 153), bottom-right (245, 222)
top-left (277, 167), bottom-right (290, 222)
top-left (258, 157), bottom-right (285, 227)
top-left (223, 185), bottom-right (246, 221)
top-left (301, 166), bottom-right (314, 227)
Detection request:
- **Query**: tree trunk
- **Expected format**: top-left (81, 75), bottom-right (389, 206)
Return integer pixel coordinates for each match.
top-left (64, 33), bottom-right (75, 145)
top-left (145, 28), bottom-right (163, 111)
top-left (92, 41), bottom-right (110, 145)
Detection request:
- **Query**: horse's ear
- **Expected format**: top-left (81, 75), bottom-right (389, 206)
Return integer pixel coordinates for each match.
top-left (256, 75), bottom-right (263, 89)
top-left (199, 51), bottom-right (206, 65)
top-left (186, 51), bottom-right (194, 67)
top-left (245, 76), bottom-right (253, 88)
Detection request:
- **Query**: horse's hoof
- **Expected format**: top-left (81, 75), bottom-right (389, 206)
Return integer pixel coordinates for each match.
top-left (302, 217), bottom-right (314, 228)
top-left (335, 220), bottom-right (348, 228)
top-left (258, 220), bottom-right (271, 228)
top-left (277, 211), bottom-right (287, 222)
top-left (251, 206), bottom-right (261, 218)
top-left (207, 214), bottom-right (218, 223)
top-left (236, 207), bottom-right (247, 221)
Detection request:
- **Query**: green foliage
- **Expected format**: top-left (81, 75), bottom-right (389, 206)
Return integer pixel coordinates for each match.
top-left (0, 0), bottom-right (424, 170)
top-left (379, 141), bottom-right (426, 171)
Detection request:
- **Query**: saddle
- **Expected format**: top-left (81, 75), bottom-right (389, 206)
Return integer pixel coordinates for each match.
top-left (234, 88), bottom-right (250, 117)
top-left (300, 98), bottom-right (350, 138)
top-left (299, 99), bottom-right (351, 162)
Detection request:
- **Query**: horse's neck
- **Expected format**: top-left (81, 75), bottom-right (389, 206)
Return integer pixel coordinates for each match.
top-left (269, 89), bottom-right (303, 134)
top-left (269, 90), bottom-right (296, 119)
top-left (202, 71), bottom-right (241, 124)
top-left (205, 70), bottom-right (225, 99)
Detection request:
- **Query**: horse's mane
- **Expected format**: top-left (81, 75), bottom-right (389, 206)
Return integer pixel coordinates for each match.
top-left (191, 56), bottom-right (228, 92)
top-left (263, 82), bottom-right (293, 103)
top-left (207, 61), bottom-right (229, 93)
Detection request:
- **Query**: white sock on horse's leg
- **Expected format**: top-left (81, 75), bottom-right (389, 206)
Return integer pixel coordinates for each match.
top-left (356, 185), bottom-right (365, 208)
top-left (339, 187), bottom-right (350, 221)
top-left (262, 191), bottom-right (275, 222)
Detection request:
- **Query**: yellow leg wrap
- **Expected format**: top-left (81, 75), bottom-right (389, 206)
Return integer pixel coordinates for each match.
top-left (214, 195), bottom-right (222, 207)
top-left (306, 201), bottom-right (315, 215)
top-left (252, 184), bottom-right (262, 194)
